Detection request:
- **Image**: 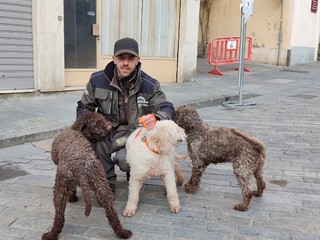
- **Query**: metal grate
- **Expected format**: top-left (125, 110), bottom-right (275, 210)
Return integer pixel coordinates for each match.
top-left (280, 69), bottom-right (309, 73)
top-left (0, 164), bottom-right (29, 181)
top-left (289, 94), bottom-right (317, 99)
top-left (269, 179), bottom-right (288, 187)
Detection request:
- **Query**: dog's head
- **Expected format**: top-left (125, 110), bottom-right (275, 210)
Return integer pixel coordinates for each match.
top-left (71, 111), bottom-right (112, 142)
top-left (146, 120), bottom-right (186, 154)
top-left (175, 105), bottom-right (202, 132)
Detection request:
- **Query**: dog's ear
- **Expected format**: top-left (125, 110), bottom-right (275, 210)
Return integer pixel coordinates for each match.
top-left (176, 125), bottom-right (186, 142)
top-left (81, 123), bottom-right (87, 132)
top-left (71, 114), bottom-right (86, 131)
top-left (81, 123), bottom-right (93, 140)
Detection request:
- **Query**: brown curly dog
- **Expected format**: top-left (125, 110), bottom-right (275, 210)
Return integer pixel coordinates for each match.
top-left (42, 111), bottom-right (132, 240)
top-left (175, 105), bottom-right (266, 211)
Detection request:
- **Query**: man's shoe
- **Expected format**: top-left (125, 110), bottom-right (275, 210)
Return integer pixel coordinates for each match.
top-left (126, 172), bottom-right (130, 182)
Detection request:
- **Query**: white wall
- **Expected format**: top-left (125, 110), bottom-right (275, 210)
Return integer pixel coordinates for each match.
top-left (290, 0), bottom-right (318, 47)
top-left (32, 0), bottom-right (65, 91)
top-left (287, 0), bottom-right (320, 65)
top-left (177, 0), bottom-right (200, 83)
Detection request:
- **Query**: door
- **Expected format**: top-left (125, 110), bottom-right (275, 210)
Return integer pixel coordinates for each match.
top-left (64, 0), bottom-right (100, 87)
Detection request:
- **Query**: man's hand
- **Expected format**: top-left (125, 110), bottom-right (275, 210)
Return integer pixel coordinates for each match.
top-left (139, 114), bottom-right (157, 130)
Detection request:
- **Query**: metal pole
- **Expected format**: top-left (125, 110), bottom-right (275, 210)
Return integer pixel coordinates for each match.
top-left (222, 0), bottom-right (256, 109)
top-left (237, 6), bottom-right (246, 105)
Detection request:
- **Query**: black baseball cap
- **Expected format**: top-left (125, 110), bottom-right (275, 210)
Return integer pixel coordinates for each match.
top-left (114, 37), bottom-right (139, 57)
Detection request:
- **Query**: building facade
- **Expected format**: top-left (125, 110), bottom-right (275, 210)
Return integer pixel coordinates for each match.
top-left (199, 0), bottom-right (320, 66)
top-left (0, 0), bottom-right (319, 93)
top-left (0, 0), bottom-right (199, 92)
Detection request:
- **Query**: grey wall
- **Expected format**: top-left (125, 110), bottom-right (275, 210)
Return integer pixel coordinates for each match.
top-left (0, 0), bottom-right (34, 90)
top-left (286, 46), bottom-right (316, 66)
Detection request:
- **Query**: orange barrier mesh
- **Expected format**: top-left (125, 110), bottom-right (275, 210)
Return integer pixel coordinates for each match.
top-left (208, 37), bottom-right (252, 76)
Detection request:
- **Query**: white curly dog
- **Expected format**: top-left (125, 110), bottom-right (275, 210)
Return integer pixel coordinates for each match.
top-left (123, 120), bottom-right (186, 217)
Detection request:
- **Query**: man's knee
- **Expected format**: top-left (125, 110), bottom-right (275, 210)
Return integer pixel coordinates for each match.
top-left (114, 148), bottom-right (130, 172)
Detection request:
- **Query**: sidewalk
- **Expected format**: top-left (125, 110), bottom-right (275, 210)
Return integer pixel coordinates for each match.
top-left (0, 59), bottom-right (282, 148)
top-left (0, 59), bottom-right (320, 240)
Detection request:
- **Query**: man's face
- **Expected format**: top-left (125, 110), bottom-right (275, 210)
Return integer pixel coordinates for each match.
top-left (113, 53), bottom-right (140, 78)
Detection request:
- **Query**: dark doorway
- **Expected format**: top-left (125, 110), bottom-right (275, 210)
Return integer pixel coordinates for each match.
top-left (64, 0), bottom-right (97, 68)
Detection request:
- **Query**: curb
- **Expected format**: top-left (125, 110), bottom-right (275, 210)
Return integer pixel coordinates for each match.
top-left (0, 93), bottom-right (258, 149)
top-left (0, 127), bottom-right (68, 149)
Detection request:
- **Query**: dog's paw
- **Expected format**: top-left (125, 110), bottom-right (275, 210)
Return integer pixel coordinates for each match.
top-left (68, 195), bottom-right (78, 202)
top-left (184, 183), bottom-right (198, 194)
top-left (233, 203), bottom-right (248, 211)
top-left (176, 178), bottom-right (184, 186)
top-left (169, 204), bottom-right (181, 213)
top-left (116, 229), bottom-right (133, 239)
top-left (123, 209), bottom-right (136, 218)
top-left (41, 232), bottom-right (58, 240)
top-left (252, 190), bottom-right (263, 197)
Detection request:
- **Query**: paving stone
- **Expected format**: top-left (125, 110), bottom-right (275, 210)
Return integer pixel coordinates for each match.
top-left (0, 227), bottom-right (28, 240)
top-left (0, 61), bottom-right (320, 239)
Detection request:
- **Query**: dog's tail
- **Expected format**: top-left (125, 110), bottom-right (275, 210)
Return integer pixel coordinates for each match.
top-left (231, 129), bottom-right (265, 157)
top-left (77, 178), bottom-right (93, 217)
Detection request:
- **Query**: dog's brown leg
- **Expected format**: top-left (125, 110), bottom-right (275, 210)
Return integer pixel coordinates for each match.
top-left (91, 164), bottom-right (132, 239)
top-left (252, 166), bottom-right (266, 197)
top-left (184, 161), bottom-right (208, 194)
top-left (174, 162), bottom-right (184, 186)
top-left (234, 194), bottom-right (253, 211)
top-left (42, 174), bottom-right (69, 240)
top-left (95, 188), bottom-right (132, 238)
top-left (68, 185), bottom-right (78, 202)
top-left (233, 173), bottom-right (253, 211)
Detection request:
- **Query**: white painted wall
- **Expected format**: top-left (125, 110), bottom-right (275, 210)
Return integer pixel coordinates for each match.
top-left (290, 0), bottom-right (319, 47)
top-left (177, 0), bottom-right (200, 83)
top-left (32, 0), bottom-right (64, 91)
top-left (286, 0), bottom-right (320, 65)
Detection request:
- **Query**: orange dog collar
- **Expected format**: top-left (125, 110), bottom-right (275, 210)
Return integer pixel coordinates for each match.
top-left (134, 128), bottom-right (160, 154)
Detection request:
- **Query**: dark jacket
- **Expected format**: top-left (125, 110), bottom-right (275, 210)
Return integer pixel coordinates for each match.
top-left (76, 61), bottom-right (176, 133)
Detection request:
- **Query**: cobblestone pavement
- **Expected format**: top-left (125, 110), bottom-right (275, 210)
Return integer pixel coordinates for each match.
top-left (0, 60), bottom-right (320, 239)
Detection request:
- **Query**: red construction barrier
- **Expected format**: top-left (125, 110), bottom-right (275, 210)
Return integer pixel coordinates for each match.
top-left (207, 37), bottom-right (252, 76)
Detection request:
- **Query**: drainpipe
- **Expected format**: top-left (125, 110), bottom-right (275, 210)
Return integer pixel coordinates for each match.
top-left (277, 0), bottom-right (283, 66)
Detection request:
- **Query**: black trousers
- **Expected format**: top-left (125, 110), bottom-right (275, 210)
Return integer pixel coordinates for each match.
top-left (96, 138), bottom-right (130, 181)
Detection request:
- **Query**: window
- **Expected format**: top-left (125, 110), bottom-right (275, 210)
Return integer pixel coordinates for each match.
top-left (101, 0), bottom-right (176, 58)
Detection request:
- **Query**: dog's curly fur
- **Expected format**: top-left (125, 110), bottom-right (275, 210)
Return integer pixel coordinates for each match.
top-left (42, 112), bottom-right (132, 240)
top-left (175, 105), bottom-right (266, 211)
top-left (123, 120), bottom-right (186, 217)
